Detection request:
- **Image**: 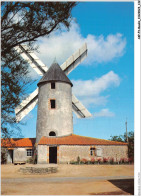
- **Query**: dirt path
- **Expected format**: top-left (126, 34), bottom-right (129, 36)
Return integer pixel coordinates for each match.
top-left (1, 164), bottom-right (134, 178)
top-left (2, 175), bottom-right (134, 183)
top-left (1, 164), bottom-right (134, 195)
top-left (1, 178), bottom-right (134, 195)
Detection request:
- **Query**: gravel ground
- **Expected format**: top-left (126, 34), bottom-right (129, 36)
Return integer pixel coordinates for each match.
top-left (1, 164), bottom-right (134, 195)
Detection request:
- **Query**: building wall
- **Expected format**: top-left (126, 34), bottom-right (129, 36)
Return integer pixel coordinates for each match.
top-left (13, 148), bottom-right (27, 164)
top-left (6, 147), bottom-right (34, 164)
top-left (59, 145), bottom-right (90, 163)
top-left (97, 145), bottom-right (128, 161)
top-left (37, 145), bottom-right (128, 164)
top-left (58, 145), bottom-right (128, 163)
top-left (36, 82), bottom-right (73, 143)
top-left (37, 145), bottom-right (47, 164)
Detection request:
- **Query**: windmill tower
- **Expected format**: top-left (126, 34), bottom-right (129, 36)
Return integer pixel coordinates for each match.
top-left (36, 62), bottom-right (73, 142)
top-left (15, 43), bottom-right (92, 143)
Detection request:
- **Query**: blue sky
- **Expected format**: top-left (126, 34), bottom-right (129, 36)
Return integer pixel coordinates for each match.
top-left (16, 2), bottom-right (134, 140)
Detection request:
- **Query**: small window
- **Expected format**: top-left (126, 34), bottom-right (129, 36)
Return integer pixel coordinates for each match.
top-left (96, 148), bottom-right (102, 157)
top-left (50, 99), bottom-right (56, 109)
top-left (90, 147), bottom-right (95, 156)
top-left (49, 131), bottom-right (56, 136)
top-left (27, 149), bottom-right (33, 156)
top-left (51, 83), bottom-right (55, 89)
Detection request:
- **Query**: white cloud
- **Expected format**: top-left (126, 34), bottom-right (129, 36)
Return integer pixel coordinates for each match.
top-left (23, 21), bottom-right (125, 80)
top-left (86, 33), bottom-right (126, 64)
top-left (94, 108), bottom-right (115, 118)
top-left (36, 21), bottom-right (126, 66)
top-left (72, 71), bottom-right (120, 108)
top-left (80, 96), bottom-right (109, 108)
top-left (72, 71), bottom-right (120, 97)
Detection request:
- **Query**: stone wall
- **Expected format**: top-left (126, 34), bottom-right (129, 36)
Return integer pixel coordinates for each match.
top-left (36, 82), bottom-right (73, 143)
top-left (59, 145), bottom-right (90, 163)
top-left (37, 144), bottom-right (128, 164)
top-left (19, 166), bottom-right (57, 174)
top-left (96, 145), bottom-right (128, 161)
top-left (37, 145), bottom-right (47, 164)
top-left (59, 145), bottom-right (128, 163)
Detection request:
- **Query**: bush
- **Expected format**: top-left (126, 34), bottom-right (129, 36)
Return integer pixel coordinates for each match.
top-left (69, 156), bottom-right (131, 165)
top-left (77, 156), bottom-right (80, 164)
top-left (109, 157), bottom-right (114, 164)
top-left (27, 157), bottom-right (34, 164)
top-left (70, 159), bottom-right (77, 164)
top-left (81, 158), bottom-right (88, 164)
top-left (119, 157), bottom-right (129, 164)
top-left (97, 158), bottom-right (102, 164)
top-left (91, 158), bottom-right (95, 164)
top-left (128, 157), bottom-right (134, 164)
top-left (119, 158), bottom-right (124, 164)
top-left (124, 158), bottom-right (129, 163)
top-left (103, 157), bottom-right (109, 163)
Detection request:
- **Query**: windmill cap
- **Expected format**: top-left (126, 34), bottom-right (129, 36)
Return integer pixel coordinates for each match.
top-left (37, 62), bottom-right (73, 87)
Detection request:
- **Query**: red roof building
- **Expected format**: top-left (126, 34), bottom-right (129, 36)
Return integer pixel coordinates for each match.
top-left (1, 134), bottom-right (128, 164)
top-left (38, 134), bottom-right (127, 146)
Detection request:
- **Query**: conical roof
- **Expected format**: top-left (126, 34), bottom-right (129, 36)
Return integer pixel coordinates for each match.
top-left (37, 63), bottom-right (73, 87)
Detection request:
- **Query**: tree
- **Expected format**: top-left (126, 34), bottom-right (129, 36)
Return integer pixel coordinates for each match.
top-left (110, 131), bottom-right (134, 161)
top-left (1, 148), bottom-right (8, 164)
top-left (1, 2), bottom-right (77, 138)
top-left (109, 135), bottom-right (123, 142)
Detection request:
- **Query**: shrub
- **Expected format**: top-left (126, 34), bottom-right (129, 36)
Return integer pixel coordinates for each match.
top-left (103, 157), bottom-right (109, 163)
top-left (77, 156), bottom-right (80, 164)
top-left (128, 157), bottom-right (134, 164)
top-left (97, 158), bottom-right (102, 164)
top-left (81, 158), bottom-right (88, 164)
top-left (119, 158), bottom-right (124, 164)
top-left (27, 157), bottom-right (34, 164)
top-left (119, 157), bottom-right (129, 164)
top-left (70, 159), bottom-right (78, 164)
top-left (87, 160), bottom-right (92, 164)
top-left (91, 158), bottom-right (95, 164)
top-left (70, 161), bottom-right (77, 164)
top-left (119, 158), bottom-right (127, 164)
top-left (109, 157), bottom-right (114, 164)
top-left (124, 158), bottom-right (129, 163)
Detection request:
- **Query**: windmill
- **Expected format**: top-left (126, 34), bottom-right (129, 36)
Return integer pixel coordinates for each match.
top-left (15, 43), bottom-right (92, 141)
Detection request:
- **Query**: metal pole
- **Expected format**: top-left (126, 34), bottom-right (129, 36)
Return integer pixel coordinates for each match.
top-left (125, 119), bottom-right (128, 143)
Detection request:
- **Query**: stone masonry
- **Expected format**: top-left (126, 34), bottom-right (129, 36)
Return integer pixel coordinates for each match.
top-left (59, 145), bottom-right (128, 163)
top-left (36, 82), bottom-right (73, 143)
top-left (37, 144), bottom-right (128, 164)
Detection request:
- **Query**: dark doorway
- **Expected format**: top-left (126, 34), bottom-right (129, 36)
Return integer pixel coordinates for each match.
top-left (49, 147), bottom-right (57, 164)
top-left (8, 150), bottom-right (13, 163)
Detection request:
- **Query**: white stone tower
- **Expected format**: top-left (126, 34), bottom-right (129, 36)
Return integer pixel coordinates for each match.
top-left (36, 63), bottom-right (73, 143)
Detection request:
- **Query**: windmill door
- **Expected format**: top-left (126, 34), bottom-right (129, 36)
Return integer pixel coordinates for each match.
top-left (49, 146), bottom-right (57, 164)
